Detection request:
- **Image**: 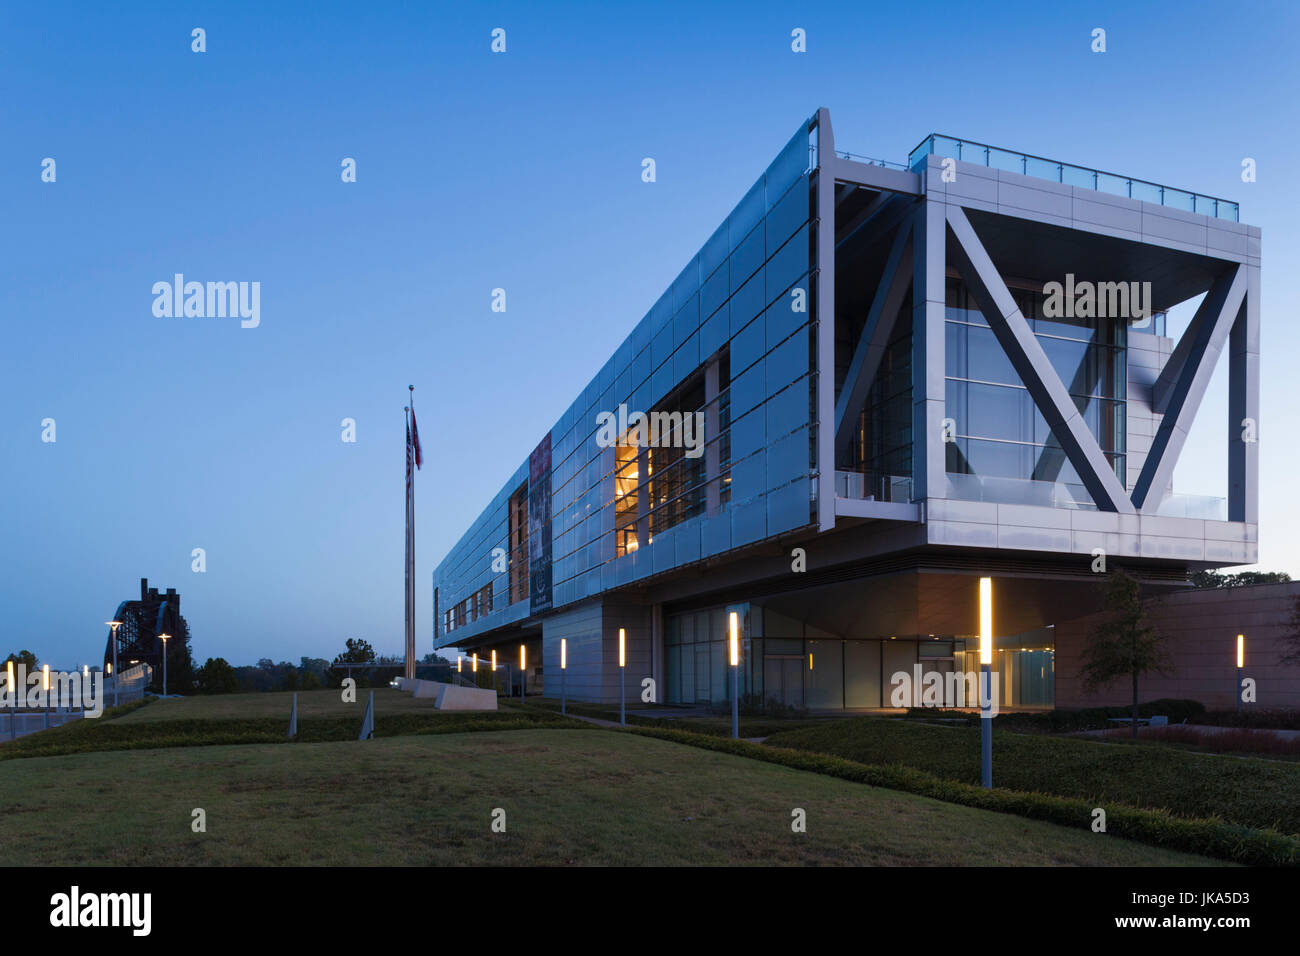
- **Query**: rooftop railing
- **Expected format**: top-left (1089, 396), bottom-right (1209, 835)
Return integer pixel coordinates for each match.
top-left (908, 133), bottom-right (1240, 222)
top-left (836, 149), bottom-right (909, 171)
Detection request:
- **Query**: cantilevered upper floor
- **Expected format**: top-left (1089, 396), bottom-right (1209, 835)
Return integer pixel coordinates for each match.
top-left (433, 108), bottom-right (1259, 650)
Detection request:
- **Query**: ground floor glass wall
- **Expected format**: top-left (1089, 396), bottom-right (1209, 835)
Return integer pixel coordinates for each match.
top-left (663, 606), bottom-right (1054, 710)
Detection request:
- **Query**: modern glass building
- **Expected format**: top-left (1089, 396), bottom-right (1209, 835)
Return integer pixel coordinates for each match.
top-left (432, 109), bottom-right (1260, 712)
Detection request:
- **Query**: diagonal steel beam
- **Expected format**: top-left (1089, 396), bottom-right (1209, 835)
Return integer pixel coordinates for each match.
top-left (1152, 296), bottom-right (1210, 415)
top-left (1132, 264), bottom-right (1247, 511)
top-left (834, 219), bottom-right (913, 454)
top-left (946, 205), bottom-right (1135, 513)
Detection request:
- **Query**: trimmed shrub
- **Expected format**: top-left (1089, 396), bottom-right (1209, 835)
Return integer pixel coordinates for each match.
top-left (624, 726), bottom-right (1299, 866)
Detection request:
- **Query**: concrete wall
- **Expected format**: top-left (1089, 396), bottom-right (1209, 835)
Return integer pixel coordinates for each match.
top-left (1055, 581), bottom-right (1300, 710)
top-left (542, 598), bottom-right (655, 704)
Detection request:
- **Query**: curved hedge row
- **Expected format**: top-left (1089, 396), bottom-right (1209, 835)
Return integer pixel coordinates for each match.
top-left (624, 726), bottom-right (1300, 866)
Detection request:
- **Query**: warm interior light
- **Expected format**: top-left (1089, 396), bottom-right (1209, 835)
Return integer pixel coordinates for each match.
top-left (560, 638), bottom-right (567, 670)
top-left (1237, 633), bottom-right (1244, 668)
top-left (728, 611), bottom-right (739, 667)
top-left (979, 577), bottom-right (992, 666)
top-left (618, 628), bottom-right (625, 668)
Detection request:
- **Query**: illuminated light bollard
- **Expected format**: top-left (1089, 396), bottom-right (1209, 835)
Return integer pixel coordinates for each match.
top-left (43, 665), bottom-right (50, 729)
top-left (491, 649), bottom-right (498, 695)
top-left (1236, 633), bottom-right (1245, 714)
top-left (728, 611), bottom-right (740, 740)
top-left (979, 577), bottom-right (993, 789)
top-left (560, 638), bottom-right (567, 716)
top-left (7, 660), bottom-right (14, 741)
top-left (520, 644), bottom-right (527, 700)
top-left (618, 628), bottom-right (626, 726)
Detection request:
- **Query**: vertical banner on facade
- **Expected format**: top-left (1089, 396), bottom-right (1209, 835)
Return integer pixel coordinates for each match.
top-left (528, 434), bottom-right (553, 615)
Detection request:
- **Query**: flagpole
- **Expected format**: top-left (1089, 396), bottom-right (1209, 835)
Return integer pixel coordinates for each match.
top-left (404, 403), bottom-right (413, 683)
top-left (407, 385), bottom-right (417, 682)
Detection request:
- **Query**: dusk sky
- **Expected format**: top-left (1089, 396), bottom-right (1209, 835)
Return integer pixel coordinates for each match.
top-left (3, 0), bottom-right (1297, 670)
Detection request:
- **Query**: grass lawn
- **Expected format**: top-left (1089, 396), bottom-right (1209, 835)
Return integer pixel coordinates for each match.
top-left (0, 729), bottom-right (1223, 866)
top-left (765, 717), bottom-right (1300, 836)
top-left (116, 688), bottom-right (434, 722)
top-left (521, 697), bottom-right (834, 738)
top-left (1, 692), bottom-right (586, 761)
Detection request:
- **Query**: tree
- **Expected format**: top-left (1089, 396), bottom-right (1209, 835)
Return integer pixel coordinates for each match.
top-left (333, 638), bottom-right (376, 664)
top-left (1081, 570), bottom-right (1172, 738)
top-left (329, 638), bottom-right (376, 687)
top-left (1190, 569), bottom-right (1291, 589)
top-left (4, 650), bottom-right (38, 670)
top-left (195, 657), bottom-right (239, 695)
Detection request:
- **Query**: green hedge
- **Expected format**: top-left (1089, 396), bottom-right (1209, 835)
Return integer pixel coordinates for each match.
top-left (941, 698), bottom-right (1208, 734)
top-left (1, 709), bottom-right (588, 761)
top-left (1195, 709), bottom-right (1300, 731)
top-left (624, 726), bottom-right (1299, 866)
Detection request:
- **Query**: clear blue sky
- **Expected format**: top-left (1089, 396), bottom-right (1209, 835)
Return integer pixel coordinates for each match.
top-left (2, 0), bottom-right (1297, 670)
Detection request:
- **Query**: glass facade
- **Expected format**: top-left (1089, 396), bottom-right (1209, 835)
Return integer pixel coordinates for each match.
top-left (434, 119), bottom-right (819, 641)
top-left (944, 277), bottom-right (1126, 505)
top-left (842, 299), bottom-right (914, 501)
top-left (664, 606), bottom-right (1054, 710)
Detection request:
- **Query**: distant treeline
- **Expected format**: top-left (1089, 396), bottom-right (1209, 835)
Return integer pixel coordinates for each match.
top-left (231, 653), bottom-right (452, 693)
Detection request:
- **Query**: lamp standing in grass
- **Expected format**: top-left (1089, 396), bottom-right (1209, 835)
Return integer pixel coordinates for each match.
top-left (491, 649), bottom-right (498, 695)
top-left (520, 644), bottom-right (526, 700)
top-left (560, 638), bottom-right (567, 716)
top-left (618, 628), bottom-right (626, 726)
top-left (43, 664), bottom-right (50, 729)
top-left (158, 634), bottom-right (170, 697)
top-left (979, 577), bottom-right (993, 789)
top-left (7, 660), bottom-right (14, 741)
top-left (728, 611), bottom-right (740, 739)
top-left (106, 620), bottom-right (122, 707)
top-left (1236, 633), bottom-right (1245, 714)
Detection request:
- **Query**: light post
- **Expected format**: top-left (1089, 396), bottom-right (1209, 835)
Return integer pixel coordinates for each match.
top-left (1236, 633), bottom-right (1245, 714)
top-left (728, 611), bottom-right (740, 739)
top-left (979, 577), bottom-right (993, 789)
top-left (491, 649), bottom-right (498, 696)
top-left (106, 620), bottom-right (122, 707)
top-left (520, 644), bottom-right (527, 700)
top-left (158, 633), bottom-right (170, 697)
top-left (7, 660), bottom-right (14, 741)
top-left (560, 638), bottom-right (567, 716)
top-left (42, 665), bottom-right (50, 729)
top-left (618, 628), bottom-right (626, 725)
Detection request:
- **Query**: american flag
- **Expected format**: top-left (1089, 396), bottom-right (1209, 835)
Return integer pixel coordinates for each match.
top-left (409, 406), bottom-right (422, 470)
